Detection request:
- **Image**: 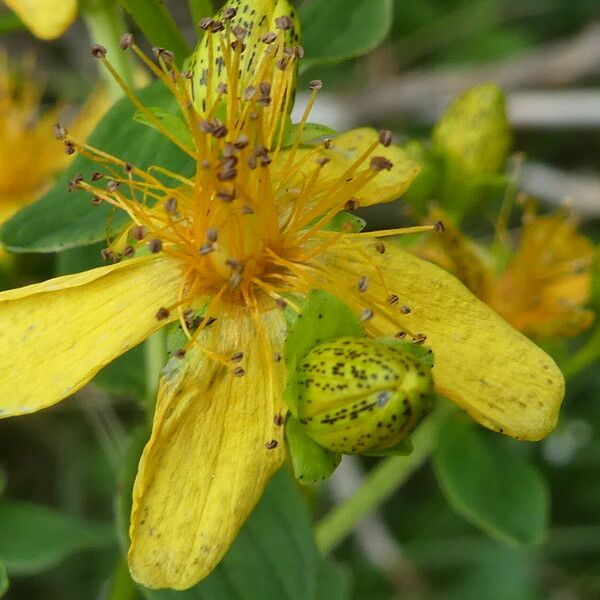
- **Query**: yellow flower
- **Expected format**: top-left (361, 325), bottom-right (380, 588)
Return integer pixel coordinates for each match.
top-left (0, 1), bottom-right (563, 590)
top-left (416, 208), bottom-right (596, 339)
top-left (4, 0), bottom-right (77, 40)
top-left (0, 51), bottom-right (106, 225)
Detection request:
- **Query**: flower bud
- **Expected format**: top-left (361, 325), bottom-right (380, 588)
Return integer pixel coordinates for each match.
top-left (294, 337), bottom-right (433, 454)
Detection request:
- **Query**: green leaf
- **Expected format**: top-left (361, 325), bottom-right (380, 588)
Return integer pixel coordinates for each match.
top-left (0, 9), bottom-right (24, 34)
top-left (286, 416), bottom-right (341, 484)
top-left (281, 123), bottom-right (337, 149)
top-left (316, 561), bottom-right (352, 600)
top-left (1, 81), bottom-right (194, 253)
top-left (0, 562), bottom-right (7, 598)
top-left (433, 415), bottom-right (549, 546)
top-left (324, 211), bottom-right (366, 233)
top-left (300, 0), bottom-right (393, 71)
top-left (119, 429), bottom-right (324, 599)
top-left (0, 501), bottom-right (115, 574)
top-left (117, 0), bottom-right (190, 66)
top-left (375, 338), bottom-right (435, 369)
top-left (134, 107), bottom-right (194, 152)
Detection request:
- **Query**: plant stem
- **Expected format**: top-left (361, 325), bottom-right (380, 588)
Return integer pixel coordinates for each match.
top-left (561, 325), bottom-right (600, 381)
top-left (117, 0), bottom-right (190, 67)
top-left (107, 557), bottom-right (139, 600)
top-left (315, 404), bottom-right (449, 554)
top-left (81, 0), bottom-right (134, 101)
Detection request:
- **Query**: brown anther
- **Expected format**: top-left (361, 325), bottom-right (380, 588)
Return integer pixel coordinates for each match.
top-left (123, 245), bottom-right (135, 258)
top-left (91, 195), bottom-right (103, 205)
top-left (198, 242), bottom-right (215, 256)
top-left (152, 47), bottom-right (174, 62)
top-left (206, 227), bottom-right (218, 243)
top-left (265, 440), bottom-right (279, 450)
top-left (212, 124), bottom-right (228, 139)
top-left (131, 225), bottom-right (147, 241)
top-left (261, 31), bottom-right (277, 44)
top-left (200, 159), bottom-right (211, 169)
top-left (183, 310), bottom-right (202, 331)
top-left (283, 47), bottom-right (294, 59)
top-left (258, 156), bottom-right (272, 167)
top-left (217, 82), bottom-right (228, 94)
top-left (322, 138), bottom-right (333, 150)
top-left (275, 15), bottom-right (293, 30)
top-left (199, 119), bottom-right (215, 134)
top-left (100, 248), bottom-right (112, 261)
top-left (120, 33), bottom-right (134, 50)
top-left (360, 308), bottom-right (374, 321)
top-left (91, 171), bottom-right (103, 181)
top-left (230, 352), bottom-right (244, 363)
top-left (273, 352), bottom-right (282, 363)
top-left (181, 70), bottom-right (193, 79)
top-left (395, 331), bottom-right (407, 339)
top-left (174, 349), bottom-right (186, 359)
top-left (309, 79), bottom-right (323, 91)
top-left (257, 96), bottom-right (272, 107)
top-left (123, 162), bottom-right (133, 174)
top-left (231, 134), bottom-right (248, 150)
top-left (241, 204), bottom-right (254, 215)
top-left (155, 307), bottom-right (170, 320)
top-left (233, 366), bottom-right (245, 377)
top-left (90, 43), bottom-right (107, 58)
top-left (378, 130), bottom-right (393, 147)
top-left (273, 414), bottom-right (284, 426)
top-left (230, 40), bottom-right (246, 52)
top-left (199, 17), bottom-right (214, 30)
top-left (53, 123), bottom-right (67, 140)
top-left (400, 305), bottom-right (411, 314)
top-left (412, 333), bottom-right (427, 345)
top-left (106, 180), bottom-right (120, 192)
top-left (218, 168), bottom-right (237, 181)
top-left (276, 58), bottom-right (288, 70)
top-left (67, 174), bottom-right (83, 191)
top-left (223, 6), bottom-right (237, 19)
top-left (242, 86), bottom-right (256, 101)
top-left (370, 156), bottom-right (393, 171)
top-left (164, 196), bottom-right (178, 214)
top-left (316, 157), bottom-right (330, 167)
top-left (225, 257), bottom-right (244, 272)
top-left (259, 81), bottom-right (271, 96)
top-left (375, 242), bottom-right (386, 254)
top-left (276, 298), bottom-right (287, 309)
top-left (344, 198), bottom-right (359, 211)
top-left (210, 20), bottom-right (225, 33)
top-left (216, 188), bottom-right (237, 202)
top-left (149, 238), bottom-right (162, 253)
top-left (357, 276), bottom-right (369, 292)
top-left (249, 110), bottom-right (259, 120)
top-left (434, 220), bottom-right (445, 232)
top-left (64, 141), bottom-right (76, 155)
top-left (232, 25), bottom-right (247, 39)
top-left (293, 45), bottom-right (305, 59)
top-left (387, 293), bottom-right (399, 306)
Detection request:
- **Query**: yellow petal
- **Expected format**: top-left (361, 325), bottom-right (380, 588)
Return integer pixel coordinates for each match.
top-left (5, 0), bottom-right (77, 40)
top-left (317, 238), bottom-right (564, 441)
top-left (128, 304), bottom-right (287, 590)
top-left (279, 128), bottom-right (420, 208)
top-left (0, 256), bottom-right (182, 418)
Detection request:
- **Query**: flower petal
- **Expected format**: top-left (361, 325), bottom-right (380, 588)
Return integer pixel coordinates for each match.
top-left (0, 256), bottom-right (181, 418)
top-left (128, 304), bottom-right (287, 590)
top-left (5, 0), bottom-right (77, 40)
top-left (278, 128), bottom-right (420, 208)
top-left (317, 238), bottom-right (564, 440)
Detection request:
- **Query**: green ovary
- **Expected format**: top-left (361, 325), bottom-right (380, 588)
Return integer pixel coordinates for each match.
top-left (295, 338), bottom-right (433, 454)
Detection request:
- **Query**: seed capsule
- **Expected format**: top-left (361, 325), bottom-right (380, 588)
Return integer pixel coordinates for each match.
top-left (294, 337), bottom-right (433, 454)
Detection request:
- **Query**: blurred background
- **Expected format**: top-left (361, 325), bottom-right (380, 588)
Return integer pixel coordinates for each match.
top-left (0, 0), bottom-right (599, 598)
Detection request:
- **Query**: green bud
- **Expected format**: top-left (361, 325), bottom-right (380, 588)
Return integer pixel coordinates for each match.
top-left (433, 84), bottom-right (510, 178)
top-left (293, 337), bottom-right (434, 455)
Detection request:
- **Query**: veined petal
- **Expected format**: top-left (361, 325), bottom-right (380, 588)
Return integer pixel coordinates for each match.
top-left (5, 0), bottom-right (77, 40)
top-left (317, 238), bottom-right (564, 441)
top-left (0, 255), bottom-right (182, 418)
top-left (128, 304), bottom-right (287, 590)
top-left (279, 128), bottom-right (420, 208)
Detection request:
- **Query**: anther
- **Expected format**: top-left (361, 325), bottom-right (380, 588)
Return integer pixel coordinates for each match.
top-left (387, 294), bottom-right (399, 306)
top-left (344, 198), bottom-right (359, 211)
top-left (199, 119), bottom-right (215, 134)
top-left (106, 180), bottom-right (120, 192)
top-left (216, 188), bottom-right (236, 202)
top-left (412, 333), bottom-right (427, 345)
top-left (275, 15), bottom-right (293, 30)
top-left (360, 308), bottom-right (374, 321)
top-left (225, 258), bottom-right (244, 272)
top-left (241, 204), bottom-right (254, 215)
top-left (395, 331), bottom-right (407, 339)
top-left (123, 162), bottom-right (133, 174)
top-left (90, 44), bottom-right (107, 58)
top-left (218, 168), bottom-right (237, 181)
top-left (370, 156), bottom-right (393, 171)
top-left (91, 195), bottom-right (102, 205)
top-left (293, 45), bottom-right (305, 59)
top-left (91, 172), bottom-right (103, 181)
top-left (434, 220), bottom-right (445, 232)
top-left (233, 366), bottom-right (245, 377)
top-left (123, 245), bottom-right (135, 258)
top-left (316, 157), bottom-right (330, 167)
top-left (199, 243), bottom-right (215, 256)
top-left (206, 227), bottom-right (218, 243)
top-left (120, 33), bottom-right (134, 50)
top-left (149, 238), bottom-right (162, 253)
top-left (67, 174), bottom-right (83, 191)
top-left (400, 305), bottom-right (411, 314)
top-left (378, 130), bottom-right (393, 147)
top-left (232, 25), bottom-right (247, 40)
top-left (357, 276), bottom-right (369, 292)
top-left (131, 225), bottom-right (147, 241)
top-left (265, 440), bottom-right (279, 450)
top-left (164, 196), bottom-right (178, 214)
top-left (323, 138), bottom-right (332, 150)
top-left (64, 141), bottom-right (76, 155)
top-left (273, 414), bottom-right (284, 426)
top-left (100, 248), bottom-right (112, 261)
top-left (233, 134), bottom-right (249, 149)
top-left (276, 298), bottom-right (288, 309)
top-left (273, 352), bottom-right (282, 363)
top-left (199, 17), bottom-right (214, 30)
top-left (230, 352), bottom-right (244, 363)
top-left (230, 40), bottom-right (246, 52)
top-left (223, 6), bottom-right (237, 19)
top-left (53, 123), bottom-right (67, 140)
top-left (174, 349), bottom-right (186, 359)
top-left (155, 307), bottom-right (170, 320)
top-left (309, 79), bottom-right (323, 91)
top-left (276, 58), bottom-right (288, 70)
top-left (261, 31), bottom-right (277, 44)
top-left (152, 47), bottom-right (174, 62)
top-left (209, 20), bottom-right (225, 33)
top-left (217, 82), bottom-right (228, 94)
top-left (375, 242), bottom-right (386, 254)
